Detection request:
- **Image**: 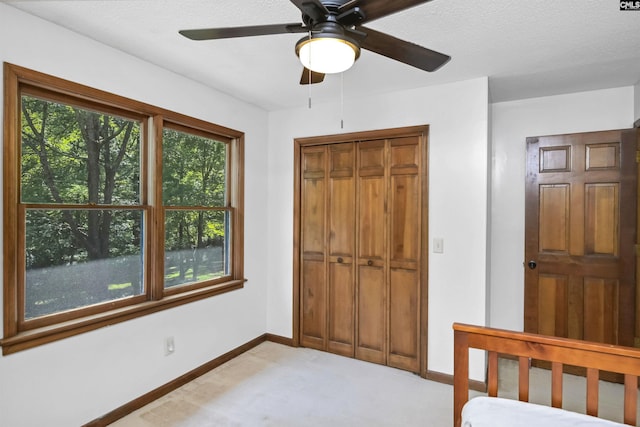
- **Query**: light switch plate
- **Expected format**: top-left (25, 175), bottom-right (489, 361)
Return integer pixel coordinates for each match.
top-left (433, 238), bottom-right (444, 254)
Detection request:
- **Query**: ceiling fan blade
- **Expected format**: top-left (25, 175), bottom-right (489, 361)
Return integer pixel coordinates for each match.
top-left (290, 0), bottom-right (330, 24)
top-left (357, 26), bottom-right (450, 72)
top-left (179, 23), bottom-right (307, 41)
top-left (300, 67), bottom-right (325, 85)
top-left (342, 0), bottom-right (433, 24)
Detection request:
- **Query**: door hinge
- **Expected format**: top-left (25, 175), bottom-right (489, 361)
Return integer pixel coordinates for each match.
top-left (636, 244), bottom-right (640, 256)
top-left (635, 337), bottom-right (640, 348)
top-left (636, 150), bottom-right (640, 163)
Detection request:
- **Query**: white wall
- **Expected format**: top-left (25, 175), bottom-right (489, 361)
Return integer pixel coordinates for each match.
top-left (266, 77), bottom-right (490, 379)
top-left (489, 87), bottom-right (635, 331)
top-left (0, 4), bottom-right (270, 426)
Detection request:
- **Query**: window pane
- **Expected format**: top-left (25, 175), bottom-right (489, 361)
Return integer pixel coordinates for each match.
top-left (162, 128), bottom-right (227, 206)
top-left (21, 95), bottom-right (141, 205)
top-left (25, 209), bottom-right (144, 319)
top-left (164, 210), bottom-right (229, 288)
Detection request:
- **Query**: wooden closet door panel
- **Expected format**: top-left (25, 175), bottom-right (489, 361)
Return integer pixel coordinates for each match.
top-left (389, 268), bottom-right (419, 371)
top-left (390, 174), bottom-right (419, 266)
top-left (328, 263), bottom-right (353, 355)
top-left (356, 140), bottom-right (387, 364)
top-left (357, 265), bottom-right (386, 364)
top-left (302, 178), bottom-right (325, 256)
top-left (300, 147), bottom-right (327, 350)
top-left (328, 143), bottom-right (355, 356)
top-left (388, 137), bottom-right (421, 372)
top-left (301, 148), bottom-right (326, 256)
top-left (301, 260), bottom-right (326, 349)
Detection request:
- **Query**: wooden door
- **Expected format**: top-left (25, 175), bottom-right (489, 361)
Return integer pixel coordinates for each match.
top-left (300, 143), bottom-right (356, 354)
top-left (387, 137), bottom-right (421, 372)
top-left (356, 140), bottom-right (387, 365)
top-left (355, 136), bottom-right (423, 370)
top-left (327, 143), bottom-right (356, 356)
top-left (300, 146), bottom-right (327, 350)
top-left (524, 129), bottom-right (637, 347)
top-left (295, 125), bottom-right (429, 376)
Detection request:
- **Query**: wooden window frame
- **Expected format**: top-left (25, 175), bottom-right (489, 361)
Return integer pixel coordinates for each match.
top-left (1, 63), bottom-right (245, 355)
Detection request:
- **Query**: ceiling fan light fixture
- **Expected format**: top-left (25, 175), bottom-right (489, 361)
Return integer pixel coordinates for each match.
top-left (296, 34), bottom-right (360, 74)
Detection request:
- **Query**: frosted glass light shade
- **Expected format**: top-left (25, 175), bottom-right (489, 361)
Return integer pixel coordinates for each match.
top-left (297, 37), bottom-right (359, 74)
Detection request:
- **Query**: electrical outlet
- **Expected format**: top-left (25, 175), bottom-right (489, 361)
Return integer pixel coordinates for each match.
top-left (165, 336), bottom-right (175, 356)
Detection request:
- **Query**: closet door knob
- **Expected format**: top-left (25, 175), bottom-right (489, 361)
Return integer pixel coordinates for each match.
top-left (337, 257), bottom-right (343, 263)
top-left (367, 260), bottom-right (373, 266)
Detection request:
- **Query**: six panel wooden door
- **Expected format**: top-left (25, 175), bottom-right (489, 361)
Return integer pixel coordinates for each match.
top-left (524, 129), bottom-right (637, 347)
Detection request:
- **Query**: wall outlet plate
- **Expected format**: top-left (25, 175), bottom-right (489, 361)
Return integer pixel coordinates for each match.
top-left (165, 336), bottom-right (175, 355)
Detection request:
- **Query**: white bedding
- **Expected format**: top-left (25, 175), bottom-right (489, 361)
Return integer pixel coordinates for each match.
top-left (462, 397), bottom-right (625, 427)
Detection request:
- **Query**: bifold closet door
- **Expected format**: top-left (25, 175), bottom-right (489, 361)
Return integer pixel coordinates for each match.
top-left (387, 136), bottom-right (421, 372)
top-left (300, 146), bottom-right (327, 350)
top-left (300, 143), bottom-right (356, 355)
top-left (327, 143), bottom-right (356, 356)
top-left (356, 140), bottom-right (387, 365)
top-left (300, 134), bottom-right (423, 374)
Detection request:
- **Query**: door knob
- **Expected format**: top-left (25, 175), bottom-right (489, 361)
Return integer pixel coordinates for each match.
top-left (528, 260), bottom-right (537, 270)
top-left (367, 260), bottom-right (373, 266)
top-left (337, 257), bottom-right (343, 263)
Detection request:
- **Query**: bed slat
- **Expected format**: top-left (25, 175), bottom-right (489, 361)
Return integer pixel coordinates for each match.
top-left (551, 362), bottom-right (562, 408)
top-left (624, 374), bottom-right (637, 425)
top-left (586, 368), bottom-right (599, 417)
top-left (518, 356), bottom-right (529, 402)
top-left (488, 351), bottom-right (498, 397)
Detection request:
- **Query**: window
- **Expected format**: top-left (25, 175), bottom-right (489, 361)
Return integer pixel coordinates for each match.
top-left (1, 63), bottom-right (245, 354)
top-left (162, 125), bottom-right (231, 291)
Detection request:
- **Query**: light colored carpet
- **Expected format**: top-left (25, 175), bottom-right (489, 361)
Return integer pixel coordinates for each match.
top-left (111, 342), bottom-right (633, 426)
top-left (110, 342), bottom-right (456, 426)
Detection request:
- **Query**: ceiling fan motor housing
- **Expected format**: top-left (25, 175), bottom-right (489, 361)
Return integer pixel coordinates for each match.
top-left (300, 0), bottom-right (366, 28)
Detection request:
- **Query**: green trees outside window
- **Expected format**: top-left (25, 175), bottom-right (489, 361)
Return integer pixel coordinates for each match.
top-left (162, 128), bottom-right (230, 288)
top-left (21, 96), bottom-right (144, 319)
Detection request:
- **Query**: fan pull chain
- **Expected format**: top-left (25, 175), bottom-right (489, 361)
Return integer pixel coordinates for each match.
top-left (307, 67), bottom-right (312, 109)
top-left (340, 72), bottom-right (344, 129)
top-left (308, 72), bottom-right (311, 109)
top-left (308, 31), bottom-right (312, 109)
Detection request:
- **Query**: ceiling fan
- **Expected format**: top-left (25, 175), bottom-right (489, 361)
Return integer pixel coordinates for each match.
top-left (179, 0), bottom-right (450, 85)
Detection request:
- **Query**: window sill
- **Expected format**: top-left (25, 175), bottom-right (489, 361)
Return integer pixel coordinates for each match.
top-left (0, 279), bottom-right (246, 355)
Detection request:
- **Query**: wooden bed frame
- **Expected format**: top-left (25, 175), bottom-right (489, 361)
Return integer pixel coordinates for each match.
top-left (453, 323), bottom-right (640, 427)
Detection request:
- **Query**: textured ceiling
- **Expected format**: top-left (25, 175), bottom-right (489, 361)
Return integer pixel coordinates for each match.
top-left (4, 0), bottom-right (640, 111)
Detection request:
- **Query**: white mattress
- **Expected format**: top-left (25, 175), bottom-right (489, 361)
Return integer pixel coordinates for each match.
top-left (462, 397), bottom-right (625, 427)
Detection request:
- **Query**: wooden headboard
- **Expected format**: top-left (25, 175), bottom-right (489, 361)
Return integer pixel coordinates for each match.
top-left (453, 323), bottom-right (640, 427)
